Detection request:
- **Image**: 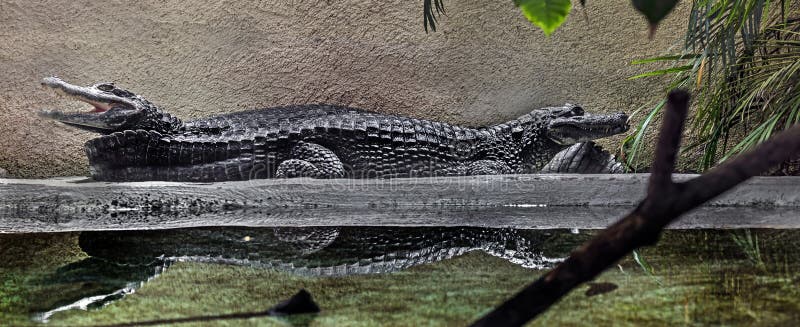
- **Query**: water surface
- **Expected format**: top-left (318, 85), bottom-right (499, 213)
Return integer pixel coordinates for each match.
top-left (1, 227), bottom-right (799, 326)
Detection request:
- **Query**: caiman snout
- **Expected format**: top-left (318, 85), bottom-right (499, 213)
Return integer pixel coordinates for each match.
top-left (547, 111), bottom-right (629, 145)
top-left (38, 77), bottom-right (145, 133)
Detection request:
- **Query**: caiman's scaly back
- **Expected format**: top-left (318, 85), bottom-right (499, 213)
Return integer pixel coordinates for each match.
top-left (39, 77), bottom-right (628, 182)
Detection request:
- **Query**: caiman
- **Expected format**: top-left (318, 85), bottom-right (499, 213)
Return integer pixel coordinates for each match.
top-left (34, 227), bottom-right (566, 317)
top-left (39, 77), bottom-right (629, 182)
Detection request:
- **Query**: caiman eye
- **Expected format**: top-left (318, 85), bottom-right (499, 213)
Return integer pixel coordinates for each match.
top-left (113, 89), bottom-right (133, 97)
top-left (97, 83), bottom-right (115, 92)
top-left (570, 106), bottom-right (584, 116)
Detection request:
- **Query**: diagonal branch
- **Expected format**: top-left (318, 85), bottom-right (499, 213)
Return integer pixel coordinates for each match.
top-left (471, 90), bottom-right (800, 327)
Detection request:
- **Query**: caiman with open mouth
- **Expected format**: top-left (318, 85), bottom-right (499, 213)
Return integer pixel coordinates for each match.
top-left (39, 77), bottom-right (629, 182)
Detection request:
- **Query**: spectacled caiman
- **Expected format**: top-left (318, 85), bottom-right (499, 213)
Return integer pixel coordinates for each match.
top-left (38, 77), bottom-right (629, 182)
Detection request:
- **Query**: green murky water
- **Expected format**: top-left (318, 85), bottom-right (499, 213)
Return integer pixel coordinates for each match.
top-left (1, 228), bottom-right (799, 326)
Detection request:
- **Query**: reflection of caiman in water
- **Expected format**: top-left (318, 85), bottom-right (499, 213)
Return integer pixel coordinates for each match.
top-left (79, 227), bottom-right (568, 274)
top-left (36, 227), bottom-right (576, 320)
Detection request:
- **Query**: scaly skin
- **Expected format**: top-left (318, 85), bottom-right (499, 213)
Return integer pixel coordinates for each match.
top-left (34, 227), bottom-right (565, 316)
top-left (77, 227), bottom-right (564, 275)
top-left (39, 77), bottom-right (629, 181)
top-left (540, 141), bottom-right (625, 174)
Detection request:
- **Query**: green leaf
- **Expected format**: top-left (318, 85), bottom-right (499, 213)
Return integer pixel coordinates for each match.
top-left (632, 250), bottom-right (654, 273)
top-left (632, 0), bottom-right (681, 33)
top-left (630, 54), bottom-right (701, 65)
top-left (623, 98), bottom-right (666, 169)
top-left (514, 0), bottom-right (572, 36)
top-left (633, 250), bottom-right (663, 285)
top-left (628, 65), bottom-right (693, 79)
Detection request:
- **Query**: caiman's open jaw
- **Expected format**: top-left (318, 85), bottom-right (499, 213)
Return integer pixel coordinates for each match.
top-left (38, 77), bottom-right (140, 133)
top-left (547, 112), bottom-right (629, 145)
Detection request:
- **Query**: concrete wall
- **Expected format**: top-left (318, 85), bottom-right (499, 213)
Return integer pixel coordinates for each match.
top-left (0, 0), bottom-right (689, 178)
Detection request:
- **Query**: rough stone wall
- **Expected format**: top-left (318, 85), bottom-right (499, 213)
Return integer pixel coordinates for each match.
top-left (0, 0), bottom-right (688, 178)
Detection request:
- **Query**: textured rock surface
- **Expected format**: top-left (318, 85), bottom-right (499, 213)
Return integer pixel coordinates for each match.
top-left (0, 0), bottom-right (689, 177)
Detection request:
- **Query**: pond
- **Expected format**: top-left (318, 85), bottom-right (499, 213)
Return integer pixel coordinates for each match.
top-left (2, 227), bottom-right (799, 326)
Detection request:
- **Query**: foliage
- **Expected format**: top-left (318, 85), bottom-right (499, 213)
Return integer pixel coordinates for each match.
top-left (626, 0), bottom-right (800, 171)
top-left (633, 0), bottom-right (683, 34)
top-left (632, 249), bottom-right (664, 285)
top-left (514, 0), bottom-right (573, 36)
top-left (730, 230), bottom-right (766, 269)
top-left (422, 0), bottom-right (681, 36)
top-left (423, 0), bottom-right (447, 32)
top-left (0, 273), bottom-right (29, 325)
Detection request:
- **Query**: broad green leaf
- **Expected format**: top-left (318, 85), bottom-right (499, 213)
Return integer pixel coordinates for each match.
top-left (514, 0), bottom-right (572, 36)
top-left (632, 0), bottom-right (681, 33)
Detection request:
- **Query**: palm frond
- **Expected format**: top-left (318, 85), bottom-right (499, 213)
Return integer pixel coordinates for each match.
top-left (626, 0), bottom-right (800, 171)
top-left (423, 0), bottom-right (447, 33)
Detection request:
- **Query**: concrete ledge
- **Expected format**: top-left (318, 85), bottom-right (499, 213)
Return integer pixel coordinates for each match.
top-left (1, 174), bottom-right (799, 232)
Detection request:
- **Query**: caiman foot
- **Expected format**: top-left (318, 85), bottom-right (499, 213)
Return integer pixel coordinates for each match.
top-left (276, 142), bottom-right (345, 178)
top-left (540, 141), bottom-right (626, 174)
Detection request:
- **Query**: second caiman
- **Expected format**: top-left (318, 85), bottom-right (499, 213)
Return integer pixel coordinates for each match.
top-left (39, 77), bottom-right (629, 182)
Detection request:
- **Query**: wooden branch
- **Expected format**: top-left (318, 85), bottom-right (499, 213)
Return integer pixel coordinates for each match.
top-left (471, 90), bottom-right (800, 327)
